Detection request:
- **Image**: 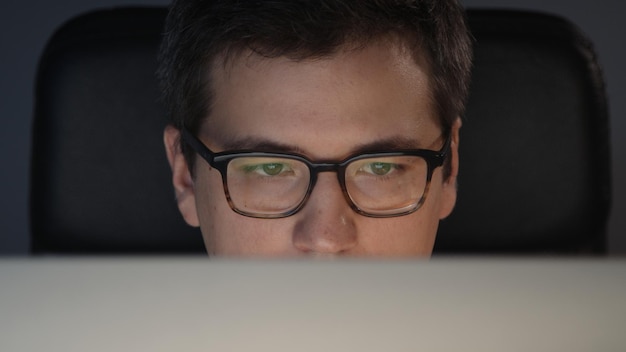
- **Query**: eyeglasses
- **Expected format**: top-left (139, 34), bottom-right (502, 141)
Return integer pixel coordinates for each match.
top-left (182, 128), bottom-right (450, 219)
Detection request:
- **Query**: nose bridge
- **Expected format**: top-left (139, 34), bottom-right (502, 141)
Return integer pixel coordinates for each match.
top-left (311, 162), bottom-right (341, 174)
top-left (308, 163), bottom-right (350, 208)
top-left (293, 169), bottom-right (357, 255)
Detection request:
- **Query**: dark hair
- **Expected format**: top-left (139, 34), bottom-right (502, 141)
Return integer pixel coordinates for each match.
top-left (157, 0), bottom-right (472, 170)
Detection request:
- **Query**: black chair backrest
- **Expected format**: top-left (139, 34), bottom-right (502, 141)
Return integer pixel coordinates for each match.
top-left (437, 10), bottom-right (610, 254)
top-left (31, 8), bottom-right (204, 254)
top-left (30, 7), bottom-right (610, 255)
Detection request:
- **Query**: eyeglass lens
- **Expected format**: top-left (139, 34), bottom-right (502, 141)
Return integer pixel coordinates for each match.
top-left (225, 155), bottom-right (428, 217)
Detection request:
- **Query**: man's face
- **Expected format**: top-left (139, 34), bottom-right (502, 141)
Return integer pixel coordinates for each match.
top-left (165, 40), bottom-right (460, 257)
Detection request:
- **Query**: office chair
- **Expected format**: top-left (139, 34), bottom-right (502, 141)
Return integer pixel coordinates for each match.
top-left (30, 7), bottom-right (611, 254)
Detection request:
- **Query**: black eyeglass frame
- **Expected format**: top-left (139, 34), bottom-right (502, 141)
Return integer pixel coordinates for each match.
top-left (182, 128), bottom-right (451, 219)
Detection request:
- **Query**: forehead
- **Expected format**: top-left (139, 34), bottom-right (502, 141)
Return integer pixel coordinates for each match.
top-left (203, 40), bottom-right (440, 158)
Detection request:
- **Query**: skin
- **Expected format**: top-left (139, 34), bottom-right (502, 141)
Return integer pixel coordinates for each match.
top-left (164, 39), bottom-right (461, 257)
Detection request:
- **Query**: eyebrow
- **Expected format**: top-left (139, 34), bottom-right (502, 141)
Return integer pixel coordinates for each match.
top-left (216, 135), bottom-right (431, 158)
top-left (218, 137), bottom-right (306, 154)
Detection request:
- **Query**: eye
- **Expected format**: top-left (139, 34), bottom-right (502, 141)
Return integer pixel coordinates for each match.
top-left (243, 162), bottom-right (292, 176)
top-left (362, 162), bottom-right (396, 176)
top-left (261, 163), bottom-right (285, 176)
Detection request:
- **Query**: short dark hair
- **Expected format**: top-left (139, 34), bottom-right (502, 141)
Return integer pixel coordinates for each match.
top-left (157, 0), bottom-right (473, 169)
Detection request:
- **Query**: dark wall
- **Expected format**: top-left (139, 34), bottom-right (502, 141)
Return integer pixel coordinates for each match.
top-left (1, 0), bottom-right (624, 255)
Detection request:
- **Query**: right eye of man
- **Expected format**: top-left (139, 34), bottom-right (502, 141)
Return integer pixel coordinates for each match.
top-left (242, 161), bottom-right (292, 177)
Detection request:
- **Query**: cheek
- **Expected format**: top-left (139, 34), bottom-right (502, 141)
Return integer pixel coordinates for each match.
top-left (363, 178), bottom-right (445, 255)
top-left (193, 172), bottom-right (296, 255)
top-left (207, 218), bottom-right (297, 256)
top-left (356, 211), bottom-right (438, 256)
top-left (194, 168), bottom-right (223, 220)
top-left (193, 167), bottom-right (233, 253)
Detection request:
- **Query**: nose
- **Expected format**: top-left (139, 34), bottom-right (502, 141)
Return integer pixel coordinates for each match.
top-left (292, 173), bottom-right (358, 255)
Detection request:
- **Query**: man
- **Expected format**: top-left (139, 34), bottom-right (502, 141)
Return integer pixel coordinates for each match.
top-left (159, 0), bottom-right (472, 256)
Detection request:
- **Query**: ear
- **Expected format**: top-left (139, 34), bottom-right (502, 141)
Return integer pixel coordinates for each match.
top-left (164, 125), bottom-right (200, 227)
top-left (438, 117), bottom-right (461, 220)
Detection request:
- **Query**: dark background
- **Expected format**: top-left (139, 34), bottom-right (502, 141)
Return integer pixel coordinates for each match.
top-left (1, 0), bottom-right (624, 255)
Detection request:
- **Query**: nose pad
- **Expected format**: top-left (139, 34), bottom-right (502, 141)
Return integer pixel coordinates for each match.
top-left (292, 173), bottom-right (358, 254)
